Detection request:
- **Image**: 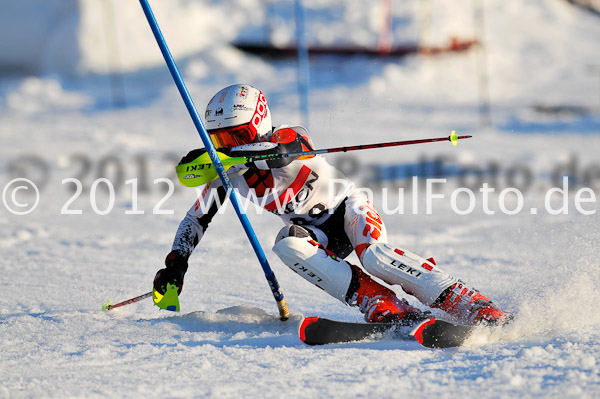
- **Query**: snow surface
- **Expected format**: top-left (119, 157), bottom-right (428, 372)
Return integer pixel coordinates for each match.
top-left (1, 1), bottom-right (600, 398)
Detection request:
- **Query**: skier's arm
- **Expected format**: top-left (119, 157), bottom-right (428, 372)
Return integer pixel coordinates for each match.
top-left (154, 183), bottom-right (227, 295)
top-left (179, 126), bottom-right (314, 173)
top-left (171, 184), bottom-right (227, 257)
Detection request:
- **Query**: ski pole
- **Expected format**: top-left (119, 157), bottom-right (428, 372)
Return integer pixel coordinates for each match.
top-left (102, 291), bottom-right (152, 311)
top-left (138, 0), bottom-right (289, 320)
top-left (277, 131), bottom-right (472, 157)
top-left (177, 132), bottom-right (471, 187)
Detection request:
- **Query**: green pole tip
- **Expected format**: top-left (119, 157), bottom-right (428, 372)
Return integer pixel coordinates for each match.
top-left (102, 301), bottom-right (112, 311)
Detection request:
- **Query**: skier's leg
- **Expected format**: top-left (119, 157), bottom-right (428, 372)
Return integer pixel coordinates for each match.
top-left (272, 225), bottom-right (423, 323)
top-left (344, 191), bottom-right (509, 325)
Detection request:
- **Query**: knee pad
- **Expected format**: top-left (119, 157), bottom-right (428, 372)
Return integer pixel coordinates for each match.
top-left (272, 236), bottom-right (352, 303)
top-left (360, 243), bottom-right (458, 306)
top-left (274, 225), bottom-right (328, 246)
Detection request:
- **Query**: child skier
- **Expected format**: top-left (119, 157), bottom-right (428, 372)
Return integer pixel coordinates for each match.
top-left (153, 84), bottom-right (509, 326)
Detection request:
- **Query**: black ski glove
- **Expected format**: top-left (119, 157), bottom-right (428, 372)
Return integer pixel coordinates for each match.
top-left (179, 148), bottom-right (206, 165)
top-left (229, 140), bottom-right (304, 169)
top-left (153, 250), bottom-right (188, 295)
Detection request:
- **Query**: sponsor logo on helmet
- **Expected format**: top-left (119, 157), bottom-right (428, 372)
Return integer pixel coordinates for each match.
top-left (237, 87), bottom-right (249, 98)
top-left (231, 104), bottom-right (252, 112)
top-left (250, 92), bottom-right (268, 134)
top-left (218, 91), bottom-right (227, 103)
top-left (215, 107), bottom-right (224, 116)
top-left (205, 109), bottom-right (212, 117)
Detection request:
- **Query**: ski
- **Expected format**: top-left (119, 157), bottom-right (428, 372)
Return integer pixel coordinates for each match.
top-left (299, 316), bottom-right (488, 348)
top-left (410, 318), bottom-right (479, 349)
top-left (298, 316), bottom-right (418, 345)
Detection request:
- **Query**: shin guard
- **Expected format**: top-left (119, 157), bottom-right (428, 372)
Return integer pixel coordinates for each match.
top-left (346, 263), bottom-right (422, 323)
top-left (360, 243), bottom-right (458, 306)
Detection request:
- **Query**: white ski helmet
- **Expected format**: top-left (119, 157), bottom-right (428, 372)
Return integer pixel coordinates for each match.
top-left (204, 84), bottom-right (272, 149)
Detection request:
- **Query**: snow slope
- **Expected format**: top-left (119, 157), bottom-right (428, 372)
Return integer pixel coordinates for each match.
top-left (1, 1), bottom-right (600, 398)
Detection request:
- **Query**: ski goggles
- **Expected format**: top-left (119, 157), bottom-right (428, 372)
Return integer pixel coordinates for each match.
top-left (208, 124), bottom-right (257, 149)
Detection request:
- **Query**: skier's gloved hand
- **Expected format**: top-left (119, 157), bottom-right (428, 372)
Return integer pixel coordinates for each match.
top-left (179, 148), bottom-right (206, 165)
top-left (153, 268), bottom-right (185, 295)
top-left (229, 139), bottom-right (304, 169)
top-left (153, 250), bottom-right (188, 295)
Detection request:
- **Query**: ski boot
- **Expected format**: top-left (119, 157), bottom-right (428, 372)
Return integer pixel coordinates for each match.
top-left (432, 281), bottom-right (511, 325)
top-left (348, 264), bottom-right (426, 325)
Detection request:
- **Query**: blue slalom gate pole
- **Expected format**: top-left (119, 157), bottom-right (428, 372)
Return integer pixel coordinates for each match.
top-left (138, 0), bottom-right (289, 320)
top-left (294, 0), bottom-right (310, 130)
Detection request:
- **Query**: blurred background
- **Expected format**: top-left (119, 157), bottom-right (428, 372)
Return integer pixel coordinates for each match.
top-left (3, 0), bottom-right (600, 116)
top-left (1, 5), bottom-right (600, 396)
top-left (1, 0), bottom-right (599, 197)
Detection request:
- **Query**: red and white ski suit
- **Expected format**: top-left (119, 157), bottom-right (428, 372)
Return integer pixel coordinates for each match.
top-left (171, 126), bottom-right (459, 319)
